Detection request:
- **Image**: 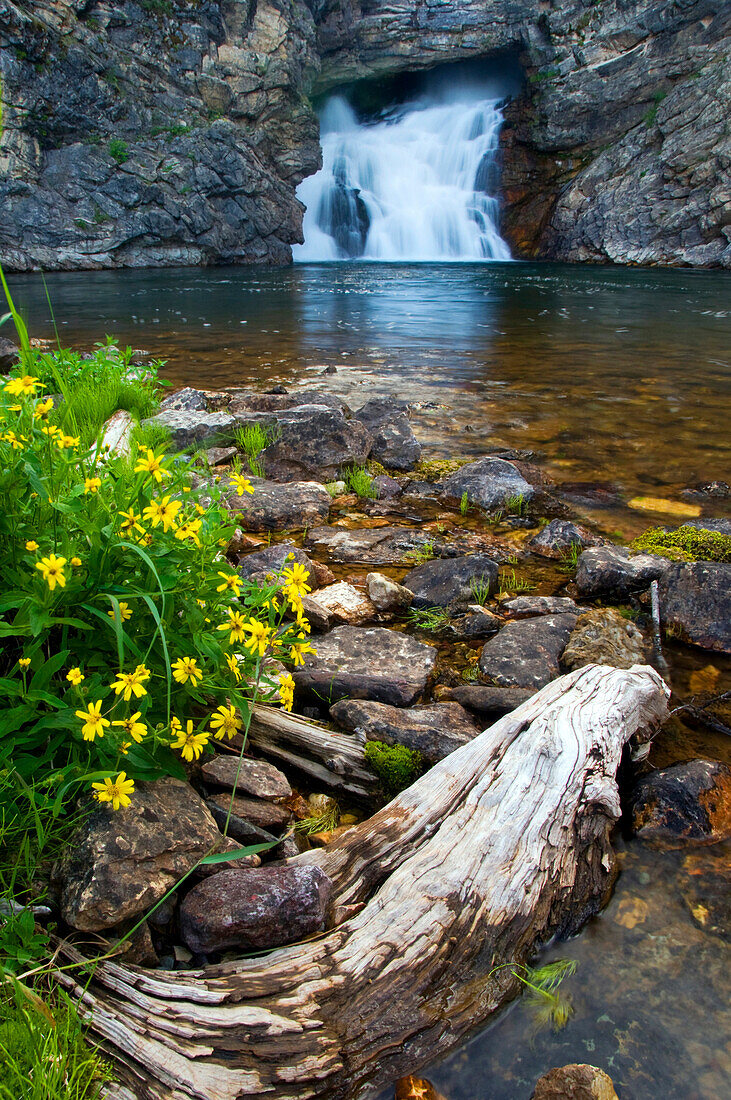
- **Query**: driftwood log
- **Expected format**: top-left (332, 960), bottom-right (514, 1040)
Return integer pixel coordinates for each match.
top-left (59, 664), bottom-right (669, 1100)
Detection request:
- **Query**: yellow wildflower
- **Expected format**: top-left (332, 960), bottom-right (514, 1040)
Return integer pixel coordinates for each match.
top-left (76, 700), bottom-right (110, 741)
top-left (18, 657), bottom-right (31, 670)
top-left (33, 397), bottom-right (54, 419)
top-left (66, 667), bottom-right (84, 686)
top-left (225, 653), bottom-right (242, 682)
top-left (172, 656), bottom-right (203, 687)
top-left (172, 721), bottom-right (210, 763)
top-left (229, 472), bottom-right (255, 496)
top-left (111, 712), bottom-right (147, 743)
top-left (119, 507), bottom-right (145, 538)
top-left (209, 704), bottom-right (242, 741)
top-left (175, 518), bottom-right (202, 546)
top-left (2, 431), bottom-right (25, 450)
top-left (216, 571), bottom-right (242, 596)
top-left (242, 618), bottom-right (272, 658)
top-left (4, 375), bottom-right (40, 397)
top-left (25, 540), bottom-right (39, 552)
top-left (290, 634), bottom-right (316, 667)
top-left (71, 556), bottom-right (82, 567)
top-left (56, 434), bottom-right (80, 449)
top-left (194, 503), bottom-right (205, 516)
top-left (35, 553), bottom-right (67, 591)
top-left (134, 449), bottom-right (169, 482)
top-left (108, 601), bottom-right (132, 622)
top-left (92, 772), bottom-right (135, 810)
top-left (110, 664), bottom-right (150, 702)
top-left (170, 716), bottom-right (183, 734)
top-left (282, 562), bottom-right (311, 598)
top-left (143, 495), bottom-right (182, 531)
top-left (217, 608), bottom-right (248, 645)
top-left (278, 672), bottom-right (295, 712)
top-left (84, 477), bottom-right (102, 494)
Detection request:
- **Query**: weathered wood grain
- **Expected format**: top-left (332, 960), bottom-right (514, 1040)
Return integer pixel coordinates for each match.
top-left (58, 664), bottom-right (669, 1100)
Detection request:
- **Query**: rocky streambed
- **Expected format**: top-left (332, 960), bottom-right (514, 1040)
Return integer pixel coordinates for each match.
top-left (49, 383), bottom-right (730, 1099)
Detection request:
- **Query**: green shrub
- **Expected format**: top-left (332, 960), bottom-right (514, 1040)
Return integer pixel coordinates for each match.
top-left (630, 524), bottom-right (731, 563)
top-left (364, 741), bottom-right (422, 795)
top-left (234, 422), bottom-right (279, 478)
top-left (406, 607), bottom-right (450, 633)
top-left (343, 464), bottom-right (378, 499)
top-left (107, 139), bottom-right (128, 164)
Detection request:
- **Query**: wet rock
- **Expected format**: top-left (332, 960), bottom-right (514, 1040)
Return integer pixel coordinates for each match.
top-left (681, 483), bottom-right (730, 501)
top-left (527, 519), bottom-right (604, 560)
top-left (353, 396), bottom-right (411, 426)
top-left (0, 336), bottom-right (19, 370)
top-left (366, 572), bottom-right (414, 612)
top-left (228, 390), bottom-right (348, 415)
top-left (141, 408), bottom-right (235, 451)
top-left (259, 405), bottom-right (372, 482)
top-left (306, 525), bottom-right (441, 565)
top-left (531, 1064), bottom-right (618, 1100)
top-left (200, 756), bottom-right (291, 800)
top-left (659, 561), bottom-right (731, 653)
top-left (294, 625), bottom-right (437, 707)
top-left (55, 778), bottom-right (222, 932)
top-left (395, 1077), bottom-right (450, 1100)
top-left (205, 799), bottom-right (278, 847)
top-left (631, 759), bottom-right (731, 849)
top-left (502, 595), bottom-right (579, 618)
top-left (370, 414), bottom-right (422, 471)
top-left (159, 387), bottom-right (208, 413)
top-left (180, 864), bottom-right (333, 955)
top-left (207, 792), bottom-right (290, 831)
top-left (562, 608), bottom-right (645, 670)
top-left (305, 581), bottom-right (377, 625)
top-left (575, 545), bottom-right (670, 599)
top-left (560, 482), bottom-right (625, 509)
top-left (684, 517), bottom-right (731, 536)
top-left (96, 409), bottom-right (134, 458)
top-left (237, 542), bottom-right (320, 591)
top-left (404, 554), bottom-right (499, 609)
top-left (331, 699), bottom-right (481, 764)
top-left (439, 457), bottom-right (535, 511)
top-left (444, 685), bottom-right (536, 716)
top-left (680, 843), bottom-right (730, 938)
top-left (451, 606), bottom-right (501, 638)
top-left (225, 479), bottom-right (331, 533)
top-left (478, 613), bottom-right (577, 689)
top-left (373, 474), bottom-right (403, 498)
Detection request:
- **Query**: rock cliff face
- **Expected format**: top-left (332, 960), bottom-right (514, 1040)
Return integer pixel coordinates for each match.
top-left (1, 0), bottom-right (729, 270)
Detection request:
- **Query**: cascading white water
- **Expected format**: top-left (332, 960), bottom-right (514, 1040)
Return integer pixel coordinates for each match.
top-left (293, 87), bottom-right (512, 262)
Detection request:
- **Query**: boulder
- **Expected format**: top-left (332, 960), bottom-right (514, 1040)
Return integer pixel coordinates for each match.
top-left (373, 474), bottom-right (403, 498)
top-left (631, 759), bottom-right (731, 849)
top-left (159, 387), bottom-right (209, 413)
top-left (439, 457), bottom-right (534, 511)
top-left (237, 542), bottom-right (320, 591)
top-left (527, 519), bottom-right (604, 560)
top-left (0, 335), bottom-right (19, 370)
top-left (684, 517), bottom-right (731, 536)
top-left (659, 561), bottom-right (731, 653)
top-left (258, 405), bottom-right (372, 482)
top-left (403, 554), bottom-right (499, 609)
top-left (141, 408), bottom-right (235, 451)
top-left (353, 396), bottom-right (411, 426)
top-left (369, 414), bottom-right (421, 471)
top-left (95, 409), bottom-right (134, 459)
top-left (478, 614), bottom-right (577, 689)
top-left (180, 864), bottom-right (333, 955)
top-left (502, 595), bottom-right (579, 618)
top-left (294, 625), bottom-right (437, 707)
top-left (228, 390), bottom-right (348, 414)
top-left (575, 545), bottom-right (670, 599)
top-left (366, 572), bottom-right (414, 612)
top-left (562, 608), bottom-right (645, 670)
top-left (200, 756), bottom-right (291, 800)
top-left (531, 1064), bottom-right (618, 1100)
top-left (55, 778), bottom-right (222, 932)
top-left (305, 582), bottom-right (377, 625)
top-left (330, 699), bottom-right (481, 764)
top-left (444, 684), bottom-right (535, 716)
top-left (451, 607), bottom-right (501, 638)
top-left (225, 478), bottom-right (331, 533)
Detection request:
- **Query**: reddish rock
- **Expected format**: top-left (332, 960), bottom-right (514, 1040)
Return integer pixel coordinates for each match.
top-left (531, 1064), bottom-right (618, 1099)
top-left (200, 755), bottom-right (291, 799)
top-left (631, 759), bottom-right (731, 849)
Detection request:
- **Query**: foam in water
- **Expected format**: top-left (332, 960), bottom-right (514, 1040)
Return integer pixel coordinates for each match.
top-left (293, 86), bottom-right (511, 263)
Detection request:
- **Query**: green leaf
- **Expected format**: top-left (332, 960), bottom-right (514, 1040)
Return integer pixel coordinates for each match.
top-left (29, 649), bottom-right (70, 691)
top-left (200, 836), bottom-right (283, 865)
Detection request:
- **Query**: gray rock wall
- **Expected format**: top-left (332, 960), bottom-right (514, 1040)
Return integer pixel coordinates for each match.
top-left (1, 0), bottom-right (729, 270)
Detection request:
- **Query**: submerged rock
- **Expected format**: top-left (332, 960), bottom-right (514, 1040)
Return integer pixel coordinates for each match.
top-left (439, 457), bottom-right (534, 511)
top-left (659, 561), bottom-right (731, 653)
top-left (575, 545), bottom-right (670, 599)
top-left (294, 625), bottom-right (437, 706)
top-left (562, 608), bottom-right (645, 670)
top-left (631, 759), bottom-right (731, 850)
top-left (180, 864), bottom-right (333, 955)
top-left (531, 1064), bottom-right (618, 1100)
top-left (527, 519), bottom-right (604, 560)
top-left (229, 390), bottom-right (349, 415)
top-left (680, 843), bottom-right (730, 938)
top-left (404, 554), bottom-right (499, 609)
top-left (331, 699), bottom-right (481, 764)
top-left (478, 613), bottom-right (577, 689)
top-left (55, 778), bottom-right (221, 932)
top-left (200, 756), bottom-right (291, 800)
top-left (226, 478), bottom-right (331, 532)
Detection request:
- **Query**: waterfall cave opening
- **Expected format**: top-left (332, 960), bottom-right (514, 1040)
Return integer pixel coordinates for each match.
top-left (294, 54), bottom-right (524, 263)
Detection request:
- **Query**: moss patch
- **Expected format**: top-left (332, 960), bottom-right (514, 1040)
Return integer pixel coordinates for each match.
top-left (364, 740), bottom-right (422, 795)
top-left (631, 525), bottom-right (731, 563)
top-left (413, 457), bottom-right (471, 482)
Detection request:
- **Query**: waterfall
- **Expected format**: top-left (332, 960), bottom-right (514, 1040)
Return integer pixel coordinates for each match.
top-left (293, 87), bottom-right (511, 263)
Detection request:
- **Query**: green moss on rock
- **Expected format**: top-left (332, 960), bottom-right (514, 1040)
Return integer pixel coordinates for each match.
top-left (631, 524), bottom-right (731, 563)
top-left (363, 740), bottom-right (422, 795)
top-left (413, 457), bottom-right (471, 482)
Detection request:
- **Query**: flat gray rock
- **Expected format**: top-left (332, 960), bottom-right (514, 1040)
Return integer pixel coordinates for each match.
top-left (502, 595), bottom-right (579, 618)
top-left (141, 408), bottom-right (235, 450)
top-left (331, 699), bottom-right (481, 764)
top-left (439, 457), bottom-right (534, 511)
top-left (207, 792), bottom-right (290, 830)
top-left (294, 625), bottom-right (437, 706)
top-left (200, 756), bottom-right (291, 799)
top-left (659, 561), bottom-right (731, 653)
top-left (562, 608), bottom-right (645, 670)
top-left (404, 554), bottom-right (499, 609)
top-left (478, 613), bottom-right (578, 689)
top-left (225, 478), bottom-right (331, 532)
top-left (445, 684), bottom-right (536, 716)
top-left (575, 545), bottom-right (670, 599)
top-left (305, 525), bottom-right (442, 565)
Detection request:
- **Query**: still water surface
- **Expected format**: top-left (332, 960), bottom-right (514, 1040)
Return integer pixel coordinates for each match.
top-left (9, 260), bottom-right (731, 1098)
